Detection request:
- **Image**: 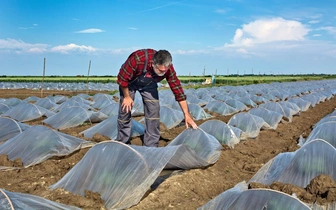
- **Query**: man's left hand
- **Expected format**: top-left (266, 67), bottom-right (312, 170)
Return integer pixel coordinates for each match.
top-left (185, 115), bottom-right (198, 129)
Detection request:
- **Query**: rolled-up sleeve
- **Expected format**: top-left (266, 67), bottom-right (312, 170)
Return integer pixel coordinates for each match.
top-left (166, 65), bottom-right (186, 101)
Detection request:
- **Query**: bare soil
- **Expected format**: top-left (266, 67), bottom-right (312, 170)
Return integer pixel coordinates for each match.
top-left (0, 89), bottom-right (335, 210)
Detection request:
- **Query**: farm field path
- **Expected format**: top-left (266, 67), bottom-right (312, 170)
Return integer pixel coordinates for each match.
top-left (0, 89), bottom-right (335, 210)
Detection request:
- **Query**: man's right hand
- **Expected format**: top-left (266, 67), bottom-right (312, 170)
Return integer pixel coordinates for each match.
top-left (121, 96), bottom-right (134, 113)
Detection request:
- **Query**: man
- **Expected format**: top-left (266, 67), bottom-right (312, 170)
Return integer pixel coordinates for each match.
top-left (117, 49), bottom-right (198, 147)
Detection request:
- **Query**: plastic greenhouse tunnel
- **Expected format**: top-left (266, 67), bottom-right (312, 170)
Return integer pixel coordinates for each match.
top-left (131, 91), bottom-right (144, 117)
top-left (159, 90), bottom-right (175, 105)
top-left (0, 125), bottom-right (94, 168)
top-left (0, 117), bottom-right (30, 144)
top-left (159, 106), bottom-right (184, 129)
top-left (260, 93), bottom-right (278, 102)
top-left (198, 119), bottom-right (241, 147)
top-left (198, 181), bottom-right (310, 210)
top-left (0, 188), bottom-right (81, 210)
top-left (50, 129), bottom-right (222, 210)
top-left (69, 96), bottom-right (93, 105)
top-left (236, 97), bottom-right (257, 107)
top-left (288, 97), bottom-right (311, 112)
top-left (300, 93), bottom-right (323, 107)
top-left (23, 95), bottom-right (40, 103)
top-left (224, 99), bottom-right (248, 112)
top-left (80, 115), bottom-right (145, 140)
top-left (199, 94), bottom-right (216, 103)
top-left (1, 98), bottom-right (22, 107)
top-left (278, 101), bottom-right (301, 115)
top-left (259, 102), bottom-right (297, 122)
top-left (77, 93), bottom-right (91, 100)
top-left (269, 89), bottom-right (290, 101)
top-left (214, 94), bottom-right (233, 102)
top-left (0, 103), bottom-right (11, 115)
top-left (34, 97), bottom-right (59, 110)
top-left (326, 109), bottom-right (336, 117)
top-left (313, 116), bottom-right (336, 128)
top-left (250, 95), bottom-right (269, 104)
top-left (1, 102), bottom-right (55, 122)
top-left (48, 95), bottom-right (68, 104)
top-left (99, 103), bottom-right (120, 117)
top-left (91, 93), bottom-right (112, 102)
top-left (52, 99), bottom-right (93, 113)
top-left (203, 101), bottom-right (238, 116)
top-left (91, 96), bottom-right (116, 110)
top-left (187, 103), bottom-right (212, 120)
top-left (228, 113), bottom-right (271, 139)
top-left (249, 139), bottom-right (336, 188)
top-left (299, 121), bottom-right (336, 148)
top-left (165, 128), bottom-right (222, 169)
top-left (43, 106), bottom-right (108, 130)
top-left (248, 107), bottom-right (283, 130)
top-left (186, 95), bottom-right (208, 107)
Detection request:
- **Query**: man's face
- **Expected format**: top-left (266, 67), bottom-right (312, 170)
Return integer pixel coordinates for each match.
top-left (153, 64), bottom-right (169, 76)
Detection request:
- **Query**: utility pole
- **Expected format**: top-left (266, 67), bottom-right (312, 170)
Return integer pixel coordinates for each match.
top-left (86, 60), bottom-right (91, 94)
top-left (244, 69), bottom-right (246, 85)
top-left (41, 58), bottom-right (46, 98)
top-left (236, 70), bottom-right (239, 86)
top-left (252, 68), bottom-right (254, 84)
top-left (227, 68), bottom-right (229, 85)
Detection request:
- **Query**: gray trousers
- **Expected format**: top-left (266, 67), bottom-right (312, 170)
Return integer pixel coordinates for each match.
top-left (117, 86), bottom-right (160, 147)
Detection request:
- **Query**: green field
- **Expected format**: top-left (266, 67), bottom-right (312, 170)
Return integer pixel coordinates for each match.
top-left (0, 74), bottom-right (335, 86)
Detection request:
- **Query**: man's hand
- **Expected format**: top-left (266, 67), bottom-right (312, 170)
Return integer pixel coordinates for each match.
top-left (121, 96), bottom-right (134, 113)
top-left (178, 100), bottom-right (198, 129)
top-left (185, 114), bottom-right (198, 129)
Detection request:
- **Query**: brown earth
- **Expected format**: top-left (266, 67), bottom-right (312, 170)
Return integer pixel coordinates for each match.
top-left (0, 89), bottom-right (336, 210)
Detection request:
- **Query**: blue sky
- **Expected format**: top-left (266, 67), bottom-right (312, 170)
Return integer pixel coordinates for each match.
top-left (0, 0), bottom-right (335, 76)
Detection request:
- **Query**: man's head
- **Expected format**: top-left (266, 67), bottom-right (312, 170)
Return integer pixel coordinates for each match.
top-left (152, 50), bottom-right (172, 76)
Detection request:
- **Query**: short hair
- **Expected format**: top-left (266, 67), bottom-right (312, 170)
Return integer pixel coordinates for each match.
top-left (153, 50), bottom-right (172, 67)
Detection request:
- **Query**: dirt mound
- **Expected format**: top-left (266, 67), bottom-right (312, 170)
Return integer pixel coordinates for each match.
top-left (250, 174), bottom-right (336, 204)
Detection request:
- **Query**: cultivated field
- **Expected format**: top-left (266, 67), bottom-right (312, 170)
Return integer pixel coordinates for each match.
top-left (0, 83), bottom-right (335, 209)
top-left (1, 74), bottom-right (335, 86)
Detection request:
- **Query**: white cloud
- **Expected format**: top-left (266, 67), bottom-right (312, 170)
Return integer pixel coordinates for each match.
top-left (236, 48), bottom-right (248, 54)
top-left (18, 23), bottom-right (38, 30)
top-left (127, 27), bottom-right (138, 30)
top-left (0, 38), bottom-right (48, 53)
top-left (326, 48), bottom-right (336, 57)
top-left (0, 38), bottom-right (115, 55)
top-left (309, 14), bottom-right (323, 19)
top-left (309, 20), bottom-right (320, 24)
top-left (27, 47), bottom-right (46, 53)
top-left (75, 28), bottom-right (105, 33)
top-left (214, 8), bottom-right (230, 14)
top-left (226, 17), bottom-right (310, 47)
top-left (318, 26), bottom-right (336, 35)
top-left (50, 43), bottom-right (97, 54)
top-left (174, 49), bottom-right (208, 55)
top-left (138, 2), bottom-right (180, 13)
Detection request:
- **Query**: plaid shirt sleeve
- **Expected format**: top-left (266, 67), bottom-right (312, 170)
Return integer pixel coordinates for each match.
top-left (117, 50), bottom-right (149, 87)
top-left (166, 64), bottom-right (187, 101)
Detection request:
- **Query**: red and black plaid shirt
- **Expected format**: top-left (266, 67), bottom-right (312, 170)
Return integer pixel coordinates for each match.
top-left (117, 49), bottom-right (186, 101)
